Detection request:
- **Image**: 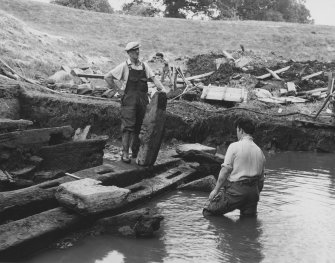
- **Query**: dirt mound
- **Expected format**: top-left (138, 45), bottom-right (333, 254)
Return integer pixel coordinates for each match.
top-left (185, 51), bottom-right (335, 92)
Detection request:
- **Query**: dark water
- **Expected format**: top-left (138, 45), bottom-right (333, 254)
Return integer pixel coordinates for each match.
top-left (23, 152), bottom-right (335, 263)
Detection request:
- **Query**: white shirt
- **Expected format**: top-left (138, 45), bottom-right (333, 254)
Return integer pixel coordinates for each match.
top-left (222, 135), bottom-right (266, 182)
top-left (104, 59), bottom-right (155, 90)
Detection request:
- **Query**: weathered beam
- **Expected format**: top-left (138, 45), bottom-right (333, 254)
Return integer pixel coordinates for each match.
top-left (37, 138), bottom-right (107, 172)
top-left (0, 119), bottom-right (33, 131)
top-left (0, 162), bottom-right (198, 260)
top-left (137, 92), bottom-right (167, 166)
top-left (0, 157), bottom-right (181, 223)
top-left (0, 126), bottom-right (73, 150)
top-left (93, 208), bottom-right (163, 237)
top-left (0, 207), bottom-right (84, 261)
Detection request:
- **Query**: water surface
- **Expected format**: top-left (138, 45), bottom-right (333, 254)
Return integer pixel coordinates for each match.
top-left (23, 152), bottom-right (335, 263)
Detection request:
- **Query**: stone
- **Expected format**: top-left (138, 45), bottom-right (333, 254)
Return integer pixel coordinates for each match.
top-left (178, 175), bottom-right (216, 192)
top-left (55, 178), bottom-right (130, 215)
top-left (176, 143), bottom-right (216, 155)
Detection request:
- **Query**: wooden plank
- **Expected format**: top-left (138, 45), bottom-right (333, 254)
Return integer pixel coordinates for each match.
top-left (266, 68), bottom-right (282, 80)
top-left (0, 157), bottom-right (181, 223)
top-left (201, 85), bottom-right (247, 102)
top-left (0, 119), bottom-right (33, 131)
top-left (37, 138), bottom-right (107, 172)
top-left (297, 87), bottom-right (328, 96)
top-left (301, 71), bottom-right (323, 80)
top-left (137, 92), bottom-right (167, 166)
top-left (256, 66), bottom-right (291, 80)
top-left (177, 71), bottom-right (215, 83)
top-left (0, 163), bottom-right (198, 260)
top-left (76, 73), bottom-right (105, 79)
top-left (0, 126), bottom-right (73, 150)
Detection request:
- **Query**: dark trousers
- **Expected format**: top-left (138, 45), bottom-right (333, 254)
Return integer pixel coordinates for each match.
top-left (121, 91), bottom-right (148, 154)
top-left (203, 177), bottom-right (263, 216)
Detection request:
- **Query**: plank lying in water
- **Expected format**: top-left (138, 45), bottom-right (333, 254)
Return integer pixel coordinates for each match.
top-left (0, 162), bottom-right (198, 260)
top-left (0, 157), bottom-right (181, 224)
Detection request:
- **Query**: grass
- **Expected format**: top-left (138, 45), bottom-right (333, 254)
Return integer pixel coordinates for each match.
top-left (0, 0), bottom-right (335, 79)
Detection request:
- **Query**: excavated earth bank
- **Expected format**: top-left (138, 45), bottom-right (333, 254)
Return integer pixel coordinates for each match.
top-left (2, 75), bottom-right (335, 153)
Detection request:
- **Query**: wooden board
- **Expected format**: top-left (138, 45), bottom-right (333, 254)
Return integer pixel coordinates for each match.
top-left (37, 138), bottom-right (107, 172)
top-left (0, 162), bottom-right (198, 260)
top-left (201, 85), bottom-right (247, 102)
top-left (0, 157), bottom-right (181, 224)
top-left (0, 126), bottom-right (73, 150)
top-left (137, 92), bottom-right (167, 166)
top-left (0, 119), bottom-right (33, 131)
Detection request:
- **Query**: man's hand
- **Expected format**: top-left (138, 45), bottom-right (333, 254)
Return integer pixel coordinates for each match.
top-left (208, 189), bottom-right (219, 202)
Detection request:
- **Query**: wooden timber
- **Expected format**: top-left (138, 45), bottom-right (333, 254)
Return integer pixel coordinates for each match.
top-left (0, 162), bottom-right (198, 260)
top-left (93, 208), bottom-right (164, 237)
top-left (137, 92), bottom-right (167, 166)
top-left (201, 85), bottom-right (247, 102)
top-left (0, 157), bottom-right (181, 224)
top-left (256, 66), bottom-right (291, 80)
top-left (0, 126), bottom-right (73, 150)
top-left (0, 119), bottom-right (33, 132)
top-left (37, 138), bottom-right (107, 172)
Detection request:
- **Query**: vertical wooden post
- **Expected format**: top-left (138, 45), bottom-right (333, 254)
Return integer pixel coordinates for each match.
top-left (136, 92), bottom-right (167, 166)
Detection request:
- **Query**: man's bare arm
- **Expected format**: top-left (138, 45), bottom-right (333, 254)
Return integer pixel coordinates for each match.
top-left (209, 166), bottom-right (230, 201)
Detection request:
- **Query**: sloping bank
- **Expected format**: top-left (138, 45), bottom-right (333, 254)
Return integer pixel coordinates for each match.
top-left (4, 79), bottom-right (335, 153)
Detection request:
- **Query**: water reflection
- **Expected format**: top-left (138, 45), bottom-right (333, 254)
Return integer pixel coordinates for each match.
top-left (207, 216), bottom-right (264, 263)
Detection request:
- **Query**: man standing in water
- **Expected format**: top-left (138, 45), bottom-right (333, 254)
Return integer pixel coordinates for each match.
top-left (203, 117), bottom-right (266, 217)
top-left (104, 41), bottom-right (166, 163)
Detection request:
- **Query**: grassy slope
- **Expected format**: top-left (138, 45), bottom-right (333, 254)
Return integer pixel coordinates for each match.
top-left (0, 0), bottom-right (335, 79)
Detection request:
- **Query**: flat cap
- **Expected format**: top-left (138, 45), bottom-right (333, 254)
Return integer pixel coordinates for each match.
top-left (125, 41), bottom-right (140, 51)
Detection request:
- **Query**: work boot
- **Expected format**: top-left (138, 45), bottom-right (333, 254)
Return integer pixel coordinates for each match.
top-left (130, 132), bottom-right (140, 158)
top-left (121, 131), bottom-right (131, 163)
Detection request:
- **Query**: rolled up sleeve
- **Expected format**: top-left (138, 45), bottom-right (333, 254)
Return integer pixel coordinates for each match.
top-left (221, 143), bottom-right (235, 173)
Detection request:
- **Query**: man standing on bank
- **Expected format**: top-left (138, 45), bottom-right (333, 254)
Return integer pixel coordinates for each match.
top-left (104, 41), bottom-right (166, 163)
top-left (203, 117), bottom-right (266, 217)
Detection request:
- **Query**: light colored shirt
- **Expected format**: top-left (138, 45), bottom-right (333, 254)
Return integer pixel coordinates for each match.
top-left (222, 135), bottom-right (265, 182)
top-left (104, 59), bottom-right (155, 90)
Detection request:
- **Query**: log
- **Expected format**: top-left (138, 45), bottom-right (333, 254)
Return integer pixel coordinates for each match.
top-left (93, 208), bottom-right (164, 237)
top-left (0, 157), bottom-right (181, 223)
top-left (37, 138), bottom-right (107, 172)
top-left (0, 119), bottom-right (33, 131)
top-left (0, 162), bottom-right (198, 260)
top-left (301, 71), bottom-right (323, 80)
top-left (178, 175), bottom-right (216, 192)
top-left (0, 126), bottom-right (73, 150)
top-left (256, 66), bottom-right (291, 80)
top-left (137, 92), bottom-right (167, 166)
top-left (0, 207), bottom-right (84, 261)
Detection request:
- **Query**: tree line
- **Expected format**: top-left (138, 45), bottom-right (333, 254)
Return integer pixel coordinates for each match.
top-left (51, 0), bottom-right (313, 24)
